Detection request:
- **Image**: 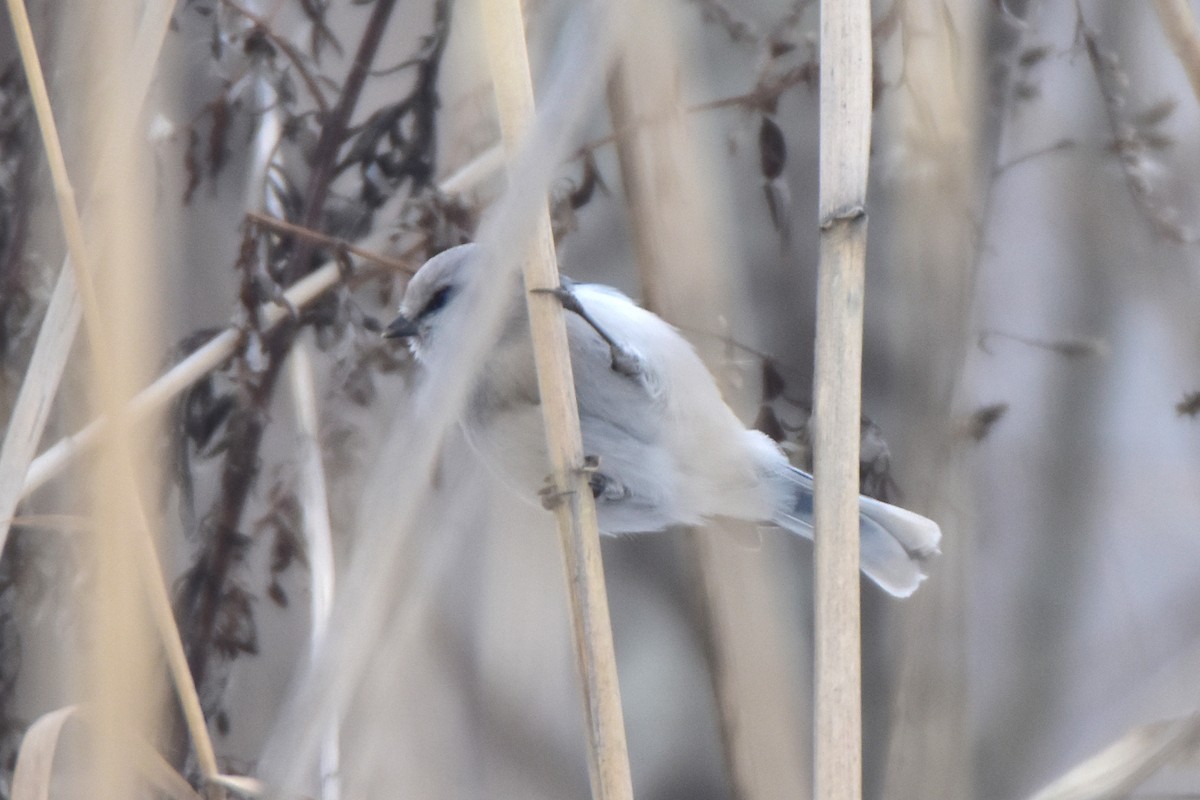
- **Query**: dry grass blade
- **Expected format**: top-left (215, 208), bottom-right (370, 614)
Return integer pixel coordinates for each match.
top-left (11, 705), bottom-right (76, 800)
top-left (482, 0), bottom-right (633, 797)
top-left (1153, 0), bottom-right (1200, 104)
top-left (11, 706), bottom-right (203, 800)
top-left (1027, 715), bottom-right (1200, 800)
top-left (814, 0), bottom-right (872, 797)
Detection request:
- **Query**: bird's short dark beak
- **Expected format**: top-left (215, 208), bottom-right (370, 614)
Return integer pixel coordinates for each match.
top-left (383, 313), bottom-right (419, 339)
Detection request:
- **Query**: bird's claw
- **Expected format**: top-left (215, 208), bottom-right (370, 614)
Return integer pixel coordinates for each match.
top-left (539, 456), bottom-right (606, 508)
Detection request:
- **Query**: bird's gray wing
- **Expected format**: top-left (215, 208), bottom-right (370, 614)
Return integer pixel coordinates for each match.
top-left (559, 284), bottom-right (695, 532)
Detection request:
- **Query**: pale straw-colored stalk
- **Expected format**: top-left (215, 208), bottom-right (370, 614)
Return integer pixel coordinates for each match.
top-left (814, 0), bottom-right (873, 797)
top-left (481, 0), bottom-right (632, 797)
top-left (1153, 0), bottom-right (1200, 103)
top-left (3, 0), bottom-right (219, 782)
top-left (1027, 714), bottom-right (1200, 800)
top-left (6, 0), bottom-right (176, 796)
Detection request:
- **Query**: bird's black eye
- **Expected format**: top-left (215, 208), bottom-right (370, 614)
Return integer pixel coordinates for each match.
top-left (420, 286), bottom-right (453, 317)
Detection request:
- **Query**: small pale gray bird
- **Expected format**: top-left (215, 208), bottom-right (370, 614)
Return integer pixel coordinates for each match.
top-left (385, 244), bottom-right (941, 597)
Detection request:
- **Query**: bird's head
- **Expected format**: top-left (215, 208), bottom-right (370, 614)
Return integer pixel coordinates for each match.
top-left (384, 243), bottom-right (481, 362)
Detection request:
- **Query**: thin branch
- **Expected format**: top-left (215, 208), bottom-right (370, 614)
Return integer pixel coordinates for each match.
top-left (482, 0), bottom-right (633, 798)
top-left (577, 64), bottom-right (815, 157)
top-left (686, 0), bottom-right (759, 45)
top-left (255, 9), bottom-right (614, 791)
top-left (218, 0), bottom-right (331, 115)
top-left (290, 0), bottom-right (399, 273)
top-left (245, 210), bottom-right (415, 273)
top-left (992, 137), bottom-right (1077, 179)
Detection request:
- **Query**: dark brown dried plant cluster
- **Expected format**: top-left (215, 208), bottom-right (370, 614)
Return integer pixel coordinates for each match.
top-left (164, 0), bottom-right (464, 772)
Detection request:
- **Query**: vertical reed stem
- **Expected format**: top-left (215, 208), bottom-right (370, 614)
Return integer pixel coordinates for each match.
top-left (814, 0), bottom-right (872, 797)
top-left (480, 2), bottom-right (634, 798)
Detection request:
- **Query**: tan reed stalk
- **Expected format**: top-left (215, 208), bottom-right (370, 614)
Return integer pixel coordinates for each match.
top-left (604, 7), bottom-right (809, 798)
top-left (1153, 0), bottom-right (1200, 103)
top-left (480, 0), bottom-right (633, 797)
top-left (0, 0), bottom-right (174, 566)
top-left (2, 0), bottom-right (219, 783)
top-left (75, 3), bottom-right (161, 797)
top-left (813, 0), bottom-right (873, 797)
top-left (879, 2), bottom-right (980, 796)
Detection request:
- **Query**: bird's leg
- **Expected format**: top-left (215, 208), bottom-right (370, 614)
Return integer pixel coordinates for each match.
top-left (538, 455), bottom-right (608, 508)
top-left (531, 283), bottom-right (646, 381)
top-left (579, 454), bottom-right (610, 500)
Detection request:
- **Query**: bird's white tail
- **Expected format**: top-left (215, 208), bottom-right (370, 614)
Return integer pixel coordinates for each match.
top-left (770, 466), bottom-right (942, 598)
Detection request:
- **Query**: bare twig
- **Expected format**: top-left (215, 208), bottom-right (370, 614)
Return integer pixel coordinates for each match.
top-left (482, 1), bottom-right (632, 798)
top-left (813, 0), bottom-right (872, 798)
top-left (176, 0), bottom-right (409, 710)
top-left (978, 329), bottom-right (1109, 359)
top-left (245, 210), bottom-right (414, 274)
top-left (992, 138), bottom-right (1077, 178)
top-left (291, 0), bottom-right (398, 268)
top-left (256, 13), bottom-right (614, 791)
top-left (578, 64), bottom-right (816, 158)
